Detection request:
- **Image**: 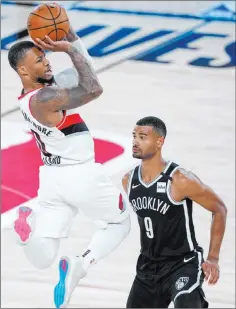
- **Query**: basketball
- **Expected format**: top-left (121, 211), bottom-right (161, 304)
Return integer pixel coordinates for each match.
top-left (27, 3), bottom-right (70, 42)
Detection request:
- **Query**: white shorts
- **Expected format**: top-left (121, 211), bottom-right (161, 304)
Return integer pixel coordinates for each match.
top-left (36, 160), bottom-right (126, 238)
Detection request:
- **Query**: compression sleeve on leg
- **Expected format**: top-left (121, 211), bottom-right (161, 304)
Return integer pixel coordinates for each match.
top-left (81, 213), bottom-right (131, 271)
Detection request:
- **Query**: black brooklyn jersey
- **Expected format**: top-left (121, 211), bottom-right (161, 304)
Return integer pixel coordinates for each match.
top-left (128, 161), bottom-right (199, 260)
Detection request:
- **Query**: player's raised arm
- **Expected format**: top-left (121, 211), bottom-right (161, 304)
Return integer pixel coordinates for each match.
top-left (32, 36), bottom-right (103, 111)
top-left (54, 22), bottom-right (95, 88)
top-left (172, 169), bottom-right (227, 284)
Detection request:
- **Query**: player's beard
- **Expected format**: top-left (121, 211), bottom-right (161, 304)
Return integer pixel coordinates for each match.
top-left (133, 152), bottom-right (155, 160)
top-left (37, 76), bottom-right (55, 85)
top-left (132, 153), bottom-right (143, 159)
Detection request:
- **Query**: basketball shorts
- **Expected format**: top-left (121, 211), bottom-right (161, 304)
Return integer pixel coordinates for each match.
top-left (127, 249), bottom-right (209, 308)
top-left (35, 160), bottom-right (128, 238)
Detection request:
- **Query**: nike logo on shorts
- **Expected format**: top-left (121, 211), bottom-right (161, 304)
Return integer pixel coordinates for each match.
top-left (184, 256), bottom-right (195, 263)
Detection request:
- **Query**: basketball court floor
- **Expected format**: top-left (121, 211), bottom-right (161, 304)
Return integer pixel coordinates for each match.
top-left (1, 1), bottom-right (235, 308)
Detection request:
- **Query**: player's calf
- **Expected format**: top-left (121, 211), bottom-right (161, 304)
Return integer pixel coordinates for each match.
top-left (13, 206), bottom-right (34, 245)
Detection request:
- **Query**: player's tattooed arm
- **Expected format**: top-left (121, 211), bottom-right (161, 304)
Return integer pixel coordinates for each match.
top-left (65, 24), bottom-right (79, 42)
top-left (33, 40), bottom-right (102, 111)
top-left (67, 45), bottom-right (102, 98)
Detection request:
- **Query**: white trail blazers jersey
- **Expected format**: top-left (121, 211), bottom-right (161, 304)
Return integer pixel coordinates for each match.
top-left (18, 88), bottom-right (95, 166)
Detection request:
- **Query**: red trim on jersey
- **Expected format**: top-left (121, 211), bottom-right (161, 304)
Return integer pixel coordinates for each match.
top-left (18, 88), bottom-right (42, 100)
top-left (56, 110), bottom-right (67, 128)
top-left (28, 94), bottom-right (34, 116)
top-left (57, 114), bottom-right (84, 130)
top-left (119, 194), bottom-right (124, 211)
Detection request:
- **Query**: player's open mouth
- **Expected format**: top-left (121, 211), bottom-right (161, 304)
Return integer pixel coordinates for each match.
top-left (45, 68), bottom-right (53, 76)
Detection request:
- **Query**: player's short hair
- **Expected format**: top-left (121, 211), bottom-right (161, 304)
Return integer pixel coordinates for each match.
top-left (8, 41), bottom-right (38, 71)
top-left (136, 116), bottom-right (167, 137)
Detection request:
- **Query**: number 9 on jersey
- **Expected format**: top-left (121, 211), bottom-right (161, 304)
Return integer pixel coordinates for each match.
top-left (144, 217), bottom-right (154, 239)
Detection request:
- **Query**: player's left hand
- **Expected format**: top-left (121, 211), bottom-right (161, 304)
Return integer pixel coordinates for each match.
top-left (201, 257), bottom-right (220, 285)
top-left (35, 36), bottom-right (72, 53)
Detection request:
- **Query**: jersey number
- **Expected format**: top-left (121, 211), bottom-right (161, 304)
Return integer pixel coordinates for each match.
top-left (144, 217), bottom-right (154, 239)
top-left (31, 130), bottom-right (51, 157)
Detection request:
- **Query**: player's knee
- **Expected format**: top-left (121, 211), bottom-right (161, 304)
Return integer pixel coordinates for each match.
top-left (121, 214), bottom-right (131, 237)
top-left (23, 236), bottom-right (60, 270)
top-left (107, 213), bottom-right (131, 240)
top-left (111, 209), bottom-right (131, 238)
top-left (106, 205), bottom-right (131, 238)
top-left (174, 288), bottom-right (204, 308)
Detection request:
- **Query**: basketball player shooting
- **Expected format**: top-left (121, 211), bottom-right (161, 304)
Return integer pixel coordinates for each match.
top-left (8, 12), bottom-right (131, 309)
top-left (122, 116), bottom-right (227, 308)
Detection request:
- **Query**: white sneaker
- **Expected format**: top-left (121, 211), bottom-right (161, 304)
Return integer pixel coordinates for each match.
top-left (54, 256), bottom-right (86, 308)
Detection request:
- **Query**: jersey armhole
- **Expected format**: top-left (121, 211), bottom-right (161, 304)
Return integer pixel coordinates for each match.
top-left (127, 168), bottom-right (136, 198)
top-left (166, 166), bottom-right (184, 205)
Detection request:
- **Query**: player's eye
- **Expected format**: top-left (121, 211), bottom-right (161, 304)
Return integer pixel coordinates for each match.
top-left (36, 57), bottom-right (43, 63)
top-left (140, 135), bottom-right (146, 140)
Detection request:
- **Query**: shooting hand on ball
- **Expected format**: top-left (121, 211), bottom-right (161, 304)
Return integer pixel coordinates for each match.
top-left (35, 36), bottom-right (72, 53)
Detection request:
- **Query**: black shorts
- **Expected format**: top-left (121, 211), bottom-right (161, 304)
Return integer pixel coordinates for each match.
top-left (127, 250), bottom-right (209, 308)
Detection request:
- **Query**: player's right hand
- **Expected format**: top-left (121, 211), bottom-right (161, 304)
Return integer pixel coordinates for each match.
top-left (201, 257), bottom-right (220, 285)
top-left (35, 36), bottom-right (72, 53)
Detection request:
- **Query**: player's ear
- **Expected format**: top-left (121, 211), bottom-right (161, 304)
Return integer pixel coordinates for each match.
top-left (157, 136), bottom-right (165, 148)
top-left (18, 65), bottom-right (28, 76)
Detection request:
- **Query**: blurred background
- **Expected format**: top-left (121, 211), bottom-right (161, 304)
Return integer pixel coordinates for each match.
top-left (1, 1), bottom-right (235, 308)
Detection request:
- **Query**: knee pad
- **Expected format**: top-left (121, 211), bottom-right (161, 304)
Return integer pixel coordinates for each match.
top-left (23, 235), bottom-right (60, 270)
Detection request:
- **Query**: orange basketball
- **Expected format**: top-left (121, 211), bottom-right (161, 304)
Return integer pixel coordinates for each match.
top-left (27, 3), bottom-right (70, 42)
